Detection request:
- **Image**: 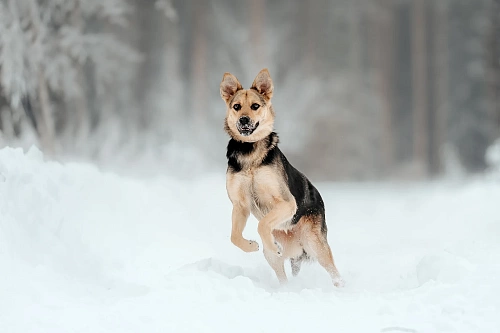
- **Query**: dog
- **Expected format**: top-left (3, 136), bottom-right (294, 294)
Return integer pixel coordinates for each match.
top-left (220, 68), bottom-right (344, 287)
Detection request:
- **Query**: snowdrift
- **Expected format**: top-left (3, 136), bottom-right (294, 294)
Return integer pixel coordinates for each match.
top-left (0, 146), bottom-right (499, 332)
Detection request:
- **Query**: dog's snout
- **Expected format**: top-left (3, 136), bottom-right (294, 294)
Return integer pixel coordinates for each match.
top-left (239, 116), bottom-right (251, 126)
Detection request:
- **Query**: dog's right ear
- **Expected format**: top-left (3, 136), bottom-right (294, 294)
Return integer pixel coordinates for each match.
top-left (220, 73), bottom-right (242, 104)
top-left (251, 68), bottom-right (273, 100)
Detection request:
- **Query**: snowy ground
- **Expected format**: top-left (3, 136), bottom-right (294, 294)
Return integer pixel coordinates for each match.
top-left (1, 146), bottom-right (499, 333)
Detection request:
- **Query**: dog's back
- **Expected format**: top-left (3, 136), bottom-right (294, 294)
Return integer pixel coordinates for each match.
top-left (277, 147), bottom-right (327, 231)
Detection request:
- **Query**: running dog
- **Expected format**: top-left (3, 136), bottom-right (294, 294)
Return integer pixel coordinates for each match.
top-left (220, 68), bottom-right (344, 286)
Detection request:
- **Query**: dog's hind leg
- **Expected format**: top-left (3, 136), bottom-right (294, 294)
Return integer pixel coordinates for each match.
top-left (290, 251), bottom-right (308, 276)
top-left (264, 249), bottom-right (287, 284)
top-left (316, 241), bottom-right (344, 287)
top-left (290, 257), bottom-right (302, 276)
top-left (303, 222), bottom-right (344, 287)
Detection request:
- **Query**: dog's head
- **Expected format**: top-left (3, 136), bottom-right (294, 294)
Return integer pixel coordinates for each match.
top-left (220, 68), bottom-right (275, 142)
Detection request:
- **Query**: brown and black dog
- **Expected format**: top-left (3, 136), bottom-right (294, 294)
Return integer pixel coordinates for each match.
top-left (220, 69), bottom-right (344, 287)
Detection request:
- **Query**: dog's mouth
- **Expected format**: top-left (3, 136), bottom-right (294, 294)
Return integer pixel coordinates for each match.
top-left (237, 121), bottom-right (259, 136)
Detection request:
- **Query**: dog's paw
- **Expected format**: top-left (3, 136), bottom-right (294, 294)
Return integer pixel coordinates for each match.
top-left (333, 277), bottom-right (345, 288)
top-left (243, 240), bottom-right (259, 252)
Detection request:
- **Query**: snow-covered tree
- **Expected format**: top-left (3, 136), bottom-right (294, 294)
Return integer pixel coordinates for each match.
top-left (0, 0), bottom-right (140, 153)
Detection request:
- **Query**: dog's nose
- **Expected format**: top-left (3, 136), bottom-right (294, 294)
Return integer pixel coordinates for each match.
top-left (239, 116), bottom-right (251, 126)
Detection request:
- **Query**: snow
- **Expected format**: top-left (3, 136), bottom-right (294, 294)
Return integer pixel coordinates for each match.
top-left (1, 146), bottom-right (500, 333)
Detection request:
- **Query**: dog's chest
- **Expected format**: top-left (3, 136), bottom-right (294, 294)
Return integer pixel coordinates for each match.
top-left (249, 170), bottom-right (276, 219)
top-left (228, 166), bottom-right (282, 220)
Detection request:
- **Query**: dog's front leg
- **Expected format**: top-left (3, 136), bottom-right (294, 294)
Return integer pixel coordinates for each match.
top-left (231, 204), bottom-right (259, 252)
top-left (257, 200), bottom-right (297, 256)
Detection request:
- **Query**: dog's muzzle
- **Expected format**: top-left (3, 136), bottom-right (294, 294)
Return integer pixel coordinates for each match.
top-left (237, 117), bottom-right (259, 136)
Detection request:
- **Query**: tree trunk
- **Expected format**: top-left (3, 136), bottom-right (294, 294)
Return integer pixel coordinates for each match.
top-left (25, 0), bottom-right (55, 154)
top-left (411, 0), bottom-right (429, 176)
top-left (431, 1), bottom-right (449, 174)
top-left (349, 0), bottom-right (362, 111)
top-left (486, 0), bottom-right (500, 137)
top-left (36, 71), bottom-right (55, 154)
top-left (191, 1), bottom-right (208, 136)
top-left (249, 0), bottom-right (266, 70)
top-left (70, 3), bottom-right (90, 153)
top-left (302, 0), bottom-right (320, 75)
top-left (373, 0), bottom-right (396, 173)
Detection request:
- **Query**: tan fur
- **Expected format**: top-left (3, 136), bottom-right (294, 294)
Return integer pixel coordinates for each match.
top-left (221, 69), bottom-right (343, 287)
top-left (273, 216), bottom-right (342, 286)
top-left (227, 164), bottom-right (296, 255)
top-left (221, 70), bottom-right (275, 143)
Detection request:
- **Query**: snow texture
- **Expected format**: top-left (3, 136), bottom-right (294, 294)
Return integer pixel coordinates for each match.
top-left (0, 146), bottom-right (499, 332)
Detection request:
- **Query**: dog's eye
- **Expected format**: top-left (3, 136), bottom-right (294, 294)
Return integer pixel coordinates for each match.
top-left (233, 104), bottom-right (241, 111)
top-left (251, 103), bottom-right (260, 110)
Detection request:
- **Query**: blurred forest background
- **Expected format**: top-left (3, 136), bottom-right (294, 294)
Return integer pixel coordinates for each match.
top-left (0, 0), bottom-right (499, 180)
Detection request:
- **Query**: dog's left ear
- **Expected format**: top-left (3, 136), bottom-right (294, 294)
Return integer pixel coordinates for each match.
top-left (251, 68), bottom-right (274, 100)
top-left (220, 72), bottom-right (242, 104)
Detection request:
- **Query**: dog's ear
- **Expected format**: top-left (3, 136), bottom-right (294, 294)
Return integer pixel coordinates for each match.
top-left (251, 68), bottom-right (273, 100)
top-left (220, 73), bottom-right (242, 103)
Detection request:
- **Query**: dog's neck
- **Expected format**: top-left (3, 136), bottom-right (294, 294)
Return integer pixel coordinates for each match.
top-left (226, 132), bottom-right (279, 172)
